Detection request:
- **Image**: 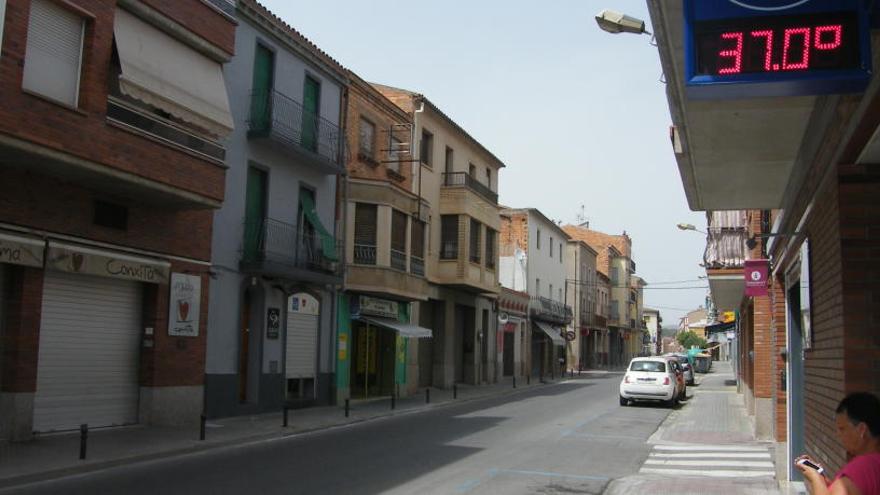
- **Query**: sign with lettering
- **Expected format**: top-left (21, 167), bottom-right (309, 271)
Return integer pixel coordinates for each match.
top-left (357, 296), bottom-right (398, 319)
top-left (46, 242), bottom-right (169, 284)
top-left (266, 307), bottom-right (280, 339)
top-left (744, 259), bottom-right (770, 297)
top-left (168, 273), bottom-right (201, 337)
top-left (0, 232), bottom-right (44, 267)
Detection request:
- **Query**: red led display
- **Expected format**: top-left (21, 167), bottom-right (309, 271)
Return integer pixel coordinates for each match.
top-left (695, 12), bottom-right (860, 77)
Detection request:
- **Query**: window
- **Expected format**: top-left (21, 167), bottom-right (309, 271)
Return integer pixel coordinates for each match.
top-left (388, 136), bottom-right (403, 174)
top-left (469, 219), bottom-right (481, 264)
top-left (469, 163), bottom-right (476, 177)
top-left (445, 146), bottom-right (454, 174)
top-left (485, 229), bottom-right (496, 269)
top-left (440, 215), bottom-right (458, 259)
top-left (549, 284), bottom-right (553, 299)
top-left (23, 0), bottom-right (86, 106)
top-left (610, 267), bottom-right (620, 285)
top-left (535, 278), bottom-right (541, 295)
top-left (391, 209), bottom-right (407, 271)
top-left (485, 168), bottom-right (491, 187)
top-left (536, 229), bottom-right (541, 250)
top-left (411, 219), bottom-right (425, 259)
top-left (93, 200), bottom-right (128, 231)
top-left (420, 129), bottom-right (433, 166)
top-left (354, 203), bottom-right (377, 265)
top-left (559, 243), bottom-right (563, 263)
top-left (358, 118), bottom-right (376, 158)
top-left (549, 237), bottom-right (554, 258)
top-left (559, 288), bottom-right (563, 302)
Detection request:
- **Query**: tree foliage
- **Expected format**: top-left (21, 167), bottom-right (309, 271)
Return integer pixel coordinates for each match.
top-left (676, 330), bottom-right (708, 350)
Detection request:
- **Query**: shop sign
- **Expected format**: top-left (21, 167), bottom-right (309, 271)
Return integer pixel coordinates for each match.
top-left (168, 273), bottom-right (201, 337)
top-left (357, 296), bottom-right (398, 319)
top-left (0, 232), bottom-right (44, 267)
top-left (47, 242), bottom-right (169, 284)
top-left (338, 333), bottom-right (348, 361)
top-left (744, 259), bottom-right (769, 297)
top-left (266, 307), bottom-right (280, 339)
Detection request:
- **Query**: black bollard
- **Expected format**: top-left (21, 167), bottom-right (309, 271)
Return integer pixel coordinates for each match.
top-left (513, 375), bottom-right (517, 388)
top-left (79, 424), bottom-right (88, 460)
top-left (345, 398), bottom-right (350, 418)
top-left (527, 374), bottom-right (531, 385)
top-left (283, 406), bottom-right (289, 428)
top-left (551, 367), bottom-right (555, 380)
top-left (425, 388), bottom-right (431, 404)
top-left (453, 384), bottom-right (457, 399)
top-left (391, 393), bottom-right (396, 410)
top-left (200, 414), bottom-right (206, 441)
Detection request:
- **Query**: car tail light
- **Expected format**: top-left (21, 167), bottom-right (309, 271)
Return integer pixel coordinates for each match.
top-left (664, 377), bottom-right (670, 385)
top-left (624, 375), bottom-right (631, 383)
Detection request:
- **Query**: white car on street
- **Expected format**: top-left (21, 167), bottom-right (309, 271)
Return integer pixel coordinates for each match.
top-left (619, 357), bottom-right (681, 407)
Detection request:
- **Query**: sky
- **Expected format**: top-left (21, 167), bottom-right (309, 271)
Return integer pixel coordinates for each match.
top-left (259, 0), bottom-right (709, 325)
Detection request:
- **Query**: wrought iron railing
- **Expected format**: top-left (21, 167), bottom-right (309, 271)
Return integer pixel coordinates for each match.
top-left (353, 244), bottom-right (377, 265)
top-left (441, 172), bottom-right (498, 204)
top-left (390, 249), bottom-right (407, 271)
top-left (530, 296), bottom-right (573, 325)
top-left (410, 256), bottom-right (425, 277)
top-left (248, 88), bottom-right (341, 166)
top-left (242, 218), bottom-right (340, 274)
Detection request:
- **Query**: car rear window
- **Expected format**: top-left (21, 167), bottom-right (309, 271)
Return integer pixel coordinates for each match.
top-left (630, 361), bottom-right (666, 372)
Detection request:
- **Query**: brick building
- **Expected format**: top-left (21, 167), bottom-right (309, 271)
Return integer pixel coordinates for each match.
top-left (0, 0), bottom-right (236, 440)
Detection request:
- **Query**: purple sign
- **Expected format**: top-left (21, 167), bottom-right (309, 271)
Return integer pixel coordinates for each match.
top-left (744, 259), bottom-right (769, 297)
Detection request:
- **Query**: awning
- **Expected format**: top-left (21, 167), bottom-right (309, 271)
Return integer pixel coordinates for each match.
top-left (45, 241), bottom-right (170, 284)
top-left (706, 321), bottom-right (736, 335)
top-left (0, 231), bottom-right (45, 268)
top-left (113, 9), bottom-right (234, 137)
top-left (356, 316), bottom-right (432, 339)
top-left (533, 320), bottom-right (565, 346)
top-left (299, 193), bottom-right (338, 262)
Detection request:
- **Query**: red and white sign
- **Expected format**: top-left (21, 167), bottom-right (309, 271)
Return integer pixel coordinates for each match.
top-left (744, 259), bottom-right (769, 297)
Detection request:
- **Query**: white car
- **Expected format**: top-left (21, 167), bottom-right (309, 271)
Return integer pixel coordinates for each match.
top-left (619, 357), bottom-right (681, 407)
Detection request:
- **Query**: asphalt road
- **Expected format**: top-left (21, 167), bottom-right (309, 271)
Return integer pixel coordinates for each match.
top-left (7, 374), bottom-right (673, 495)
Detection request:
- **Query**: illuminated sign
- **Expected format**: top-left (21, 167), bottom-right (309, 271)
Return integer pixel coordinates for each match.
top-left (684, 0), bottom-right (871, 99)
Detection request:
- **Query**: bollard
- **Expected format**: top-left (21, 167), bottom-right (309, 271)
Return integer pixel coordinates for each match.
top-left (425, 388), bottom-right (431, 404)
top-left (453, 384), bottom-right (457, 399)
top-left (345, 398), bottom-right (350, 418)
top-left (513, 376), bottom-right (517, 388)
top-left (551, 367), bottom-right (555, 380)
top-left (391, 393), bottom-right (396, 410)
top-left (79, 424), bottom-right (88, 460)
top-left (283, 406), bottom-right (289, 428)
top-left (200, 414), bottom-right (206, 441)
top-left (527, 374), bottom-right (531, 385)
top-left (570, 368), bottom-right (574, 378)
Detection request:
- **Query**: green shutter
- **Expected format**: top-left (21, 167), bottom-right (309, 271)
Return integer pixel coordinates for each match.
top-left (299, 191), bottom-right (338, 261)
top-left (244, 167), bottom-right (266, 260)
top-left (251, 44), bottom-right (274, 133)
top-left (301, 77), bottom-right (320, 151)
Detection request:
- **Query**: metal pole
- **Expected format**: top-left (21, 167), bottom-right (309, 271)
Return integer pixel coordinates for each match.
top-left (391, 393), bottom-right (396, 410)
top-left (79, 424), bottom-right (88, 460)
top-left (527, 373), bottom-right (530, 385)
top-left (199, 415), bottom-right (206, 441)
top-left (513, 375), bottom-right (516, 388)
top-left (283, 406), bottom-right (289, 427)
top-left (345, 398), bottom-right (350, 418)
top-left (453, 383), bottom-right (457, 399)
top-left (425, 388), bottom-right (430, 404)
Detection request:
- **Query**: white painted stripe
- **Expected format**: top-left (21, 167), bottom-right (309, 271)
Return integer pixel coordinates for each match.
top-left (639, 468), bottom-right (776, 478)
top-left (653, 444), bottom-right (768, 452)
top-left (644, 459), bottom-right (775, 468)
top-left (650, 452), bottom-right (772, 459)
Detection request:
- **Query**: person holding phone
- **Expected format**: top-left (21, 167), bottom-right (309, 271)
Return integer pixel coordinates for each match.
top-left (795, 392), bottom-right (880, 495)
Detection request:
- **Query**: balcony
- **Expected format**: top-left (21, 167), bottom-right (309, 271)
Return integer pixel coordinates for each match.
top-left (390, 249), bottom-right (407, 272)
top-left (248, 89), bottom-right (343, 175)
top-left (410, 256), bottom-right (425, 277)
top-left (530, 297), bottom-right (573, 325)
top-left (442, 172), bottom-right (498, 205)
top-left (593, 314), bottom-right (607, 329)
top-left (241, 218), bottom-right (342, 285)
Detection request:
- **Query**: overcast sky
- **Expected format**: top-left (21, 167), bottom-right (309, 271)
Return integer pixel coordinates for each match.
top-left (259, 0), bottom-right (709, 325)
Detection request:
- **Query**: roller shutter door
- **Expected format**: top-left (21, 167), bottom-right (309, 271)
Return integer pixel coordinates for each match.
top-left (34, 271), bottom-right (142, 432)
top-left (285, 312), bottom-right (318, 379)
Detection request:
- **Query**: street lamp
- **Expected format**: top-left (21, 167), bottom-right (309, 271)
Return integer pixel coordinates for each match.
top-left (676, 223), bottom-right (707, 234)
top-left (594, 9), bottom-right (652, 36)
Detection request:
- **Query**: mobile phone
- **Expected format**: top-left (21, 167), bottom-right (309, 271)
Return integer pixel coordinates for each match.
top-left (797, 458), bottom-right (825, 475)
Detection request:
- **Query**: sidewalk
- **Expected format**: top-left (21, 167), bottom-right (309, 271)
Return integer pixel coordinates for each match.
top-left (605, 361), bottom-right (783, 495)
top-left (0, 371), bottom-right (591, 489)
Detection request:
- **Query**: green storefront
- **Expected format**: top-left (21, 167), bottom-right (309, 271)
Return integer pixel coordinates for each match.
top-left (336, 295), bottom-right (431, 401)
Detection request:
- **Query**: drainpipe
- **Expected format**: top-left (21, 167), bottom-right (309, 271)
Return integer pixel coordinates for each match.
top-left (413, 98), bottom-right (425, 219)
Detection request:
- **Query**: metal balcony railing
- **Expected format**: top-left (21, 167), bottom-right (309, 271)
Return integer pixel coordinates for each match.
top-left (248, 89), bottom-right (341, 167)
top-left (390, 249), bottom-right (407, 271)
top-left (410, 256), bottom-right (425, 277)
top-left (353, 244), bottom-right (377, 265)
top-left (442, 172), bottom-right (498, 204)
top-left (530, 296), bottom-right (573, 325)
top-left (242, 218), bottom-right (341, 274)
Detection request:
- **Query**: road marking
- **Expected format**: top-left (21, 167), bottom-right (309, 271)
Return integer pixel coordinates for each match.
top-left (639, 468), bottom-right (776, 478)
top-left (644, 459), bottom-right (775, 468)
top-left (650, 452), bottom-right (771, 459)
top-left (456, 479), bottom-right (481, 493)
top-left (653, 444), bottom-right (768, 452)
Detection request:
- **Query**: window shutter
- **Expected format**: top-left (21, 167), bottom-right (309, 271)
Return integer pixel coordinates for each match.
top-left (469, 219), bottom-right (481, 263)
top-left (359, 118), bottom-right (375, 156)
top-left (23, 0), bottom-right (84, 106)
top-left (391, 209), bottom-right (407, 252)
top-left (354, 203), bottom-right (377, 246)
top-left (411, 219), bottom-right (425, 258)
top-left (440, 215), bottom-right (458, 259)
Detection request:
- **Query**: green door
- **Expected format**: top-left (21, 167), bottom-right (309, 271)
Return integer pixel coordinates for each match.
top-left (251, 44), bottom-right (274, 133)
top-left (243, 167), bottom-right (267, 261)
top-left (301, 76), bottom-right (320, 152)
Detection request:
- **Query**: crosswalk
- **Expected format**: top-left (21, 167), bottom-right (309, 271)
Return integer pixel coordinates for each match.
top-left (639, 444), bottom-right (776, 478)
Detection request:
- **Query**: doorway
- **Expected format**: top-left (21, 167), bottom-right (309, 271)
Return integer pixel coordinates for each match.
top-left (238, 291), bottom-right (251, 403)
top-left (786, 279), bottom-right (805, 481)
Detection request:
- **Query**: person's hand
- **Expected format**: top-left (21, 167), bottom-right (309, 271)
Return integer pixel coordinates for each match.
top-left (794, 455), bottom-right (829, 484)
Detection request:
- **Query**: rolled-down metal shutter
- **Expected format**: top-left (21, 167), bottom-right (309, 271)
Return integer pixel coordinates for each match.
top-left (34, 271), bottom-right (142, 432)
top-left (285, 312), bottom-right (318, 379)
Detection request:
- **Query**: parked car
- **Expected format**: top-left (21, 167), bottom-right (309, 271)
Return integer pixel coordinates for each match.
top-left (619, 357), bottom-right (682, 408)
top-left (666, 353), bottom-right (695, 385)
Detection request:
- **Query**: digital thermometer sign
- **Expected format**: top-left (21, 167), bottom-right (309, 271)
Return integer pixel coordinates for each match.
top-left (684, 0), bottom-right (872, 99)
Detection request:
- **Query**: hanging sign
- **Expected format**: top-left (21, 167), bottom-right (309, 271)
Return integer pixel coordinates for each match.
top-left (744, 259), bottom-right (770, 297)
top-left (168, 273), bottom-right (201, 337)
top-left (266, 307), bottom-right (280, 339)
top-left (684, 0), bottom-right (871, 99)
